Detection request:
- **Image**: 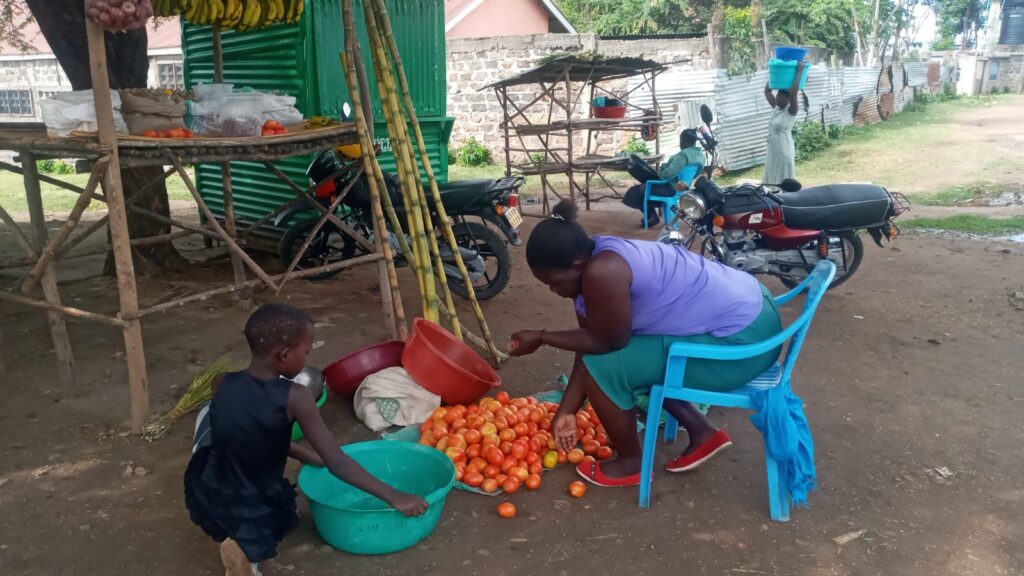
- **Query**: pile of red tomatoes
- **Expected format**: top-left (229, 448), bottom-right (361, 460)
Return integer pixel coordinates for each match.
top-left (419, 391), bottom-right (614, 494)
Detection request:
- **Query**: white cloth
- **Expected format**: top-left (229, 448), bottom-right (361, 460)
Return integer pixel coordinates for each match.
top-left (764, 106), bottom-right (798, 184)
top-left (353, 367), bottom-right (441, 432)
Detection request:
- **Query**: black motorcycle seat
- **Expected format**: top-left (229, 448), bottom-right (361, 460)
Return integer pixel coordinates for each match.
top-left (778, 183), bottom-right (892, 231)
top-left (437, 179), bottom-right (497, 207)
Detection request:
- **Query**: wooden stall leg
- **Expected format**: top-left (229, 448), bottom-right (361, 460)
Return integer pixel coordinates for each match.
top-left (220, 163), bottom-right (251, 307)
top-left (86, 16), bottom-right (148, 432)
top-left (23, 154), bottom-right (76, 389)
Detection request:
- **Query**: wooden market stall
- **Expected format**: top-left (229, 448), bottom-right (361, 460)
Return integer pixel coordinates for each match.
top-left (0, 15), bottom-right (404, 433)
top-left (488, 55), bottom-right (668, 213)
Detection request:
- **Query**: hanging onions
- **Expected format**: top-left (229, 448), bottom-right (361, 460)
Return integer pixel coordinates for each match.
top-left (86, 0), bottom-right (154, 32)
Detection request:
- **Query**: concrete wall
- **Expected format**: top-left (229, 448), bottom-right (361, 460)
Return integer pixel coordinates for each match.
top-left (0, 52), bottom-right (183, 123)
top-left (981, 53), bottom-right (1024, 93)
top-left (448, 0), bottom-right (551, 39)
top-left (446, 33), bottom-right (711, 156)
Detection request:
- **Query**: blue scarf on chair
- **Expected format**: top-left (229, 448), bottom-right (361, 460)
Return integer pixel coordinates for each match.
top-left (749, 385), bottom-right (817, 507)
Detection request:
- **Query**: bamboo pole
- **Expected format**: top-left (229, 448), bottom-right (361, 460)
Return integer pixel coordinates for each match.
top-left (0, 160), bottom-right (106, 202)
top-left (21, 156), bottom-right (109, 294)
top-left (85, 13), bottom-right (148, 431)
top-left (367, 0), bottom-right (502, 361)
top-left (23, 153), bottom-right (76, 389)
top-left (165, 153), bottom-right (280, 291)
top-left (339, 5), bottom-right (407, 339)
top-left (58, 214), bottom-right (108, 256)
top-left (0, 205), bottom-right (36, 257)
top-left (131, 253), bottom-right (384, 319)
top-left (128, 205), bottom-right (221, 241)
top-left (0, 290), bottom-right (128, 327)
top-left (362, 5), bottom-right (451, 334)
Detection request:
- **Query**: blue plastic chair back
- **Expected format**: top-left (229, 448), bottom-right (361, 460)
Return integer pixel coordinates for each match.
top-left (638, 260), bottom-right (836, 519)
top-left (642, 162), bottom-right (702, 229)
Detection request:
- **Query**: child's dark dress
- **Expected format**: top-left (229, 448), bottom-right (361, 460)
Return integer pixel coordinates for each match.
top-left (184, 371), bottom-right (300, 563)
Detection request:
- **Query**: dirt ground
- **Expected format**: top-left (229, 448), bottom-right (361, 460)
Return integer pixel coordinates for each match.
top-left (2, 103), bottom-right (1024, 576)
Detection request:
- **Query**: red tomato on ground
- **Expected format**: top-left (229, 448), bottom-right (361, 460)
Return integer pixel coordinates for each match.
top-left (525, 474), bottom-right (541, 490)
top-left (568, 481), bottom-right (587, 498)
top-left (497, 501), bottom-right (516, 518)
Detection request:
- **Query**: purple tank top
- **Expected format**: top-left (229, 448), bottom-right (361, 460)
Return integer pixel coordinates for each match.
top-left (575, 236), bottom-right (763, 337)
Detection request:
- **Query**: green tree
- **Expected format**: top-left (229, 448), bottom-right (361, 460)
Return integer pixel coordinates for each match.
top-left (556, 0), bottom-right (718, 35)
top-left (925, 0), bottom-right (987, 49)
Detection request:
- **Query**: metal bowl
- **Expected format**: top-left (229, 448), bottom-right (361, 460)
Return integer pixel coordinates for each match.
top-left (291, 365), bottom-right (326, 400)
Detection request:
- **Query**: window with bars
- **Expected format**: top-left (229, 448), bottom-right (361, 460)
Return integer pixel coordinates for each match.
top-left (0, 90), bottom-right (33, 116)
top-left (158, 62), bottom-right (184, 89)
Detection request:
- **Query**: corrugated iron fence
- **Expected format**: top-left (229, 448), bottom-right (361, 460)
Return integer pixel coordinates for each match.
top-left (634, 61), bottom-right (952, 171)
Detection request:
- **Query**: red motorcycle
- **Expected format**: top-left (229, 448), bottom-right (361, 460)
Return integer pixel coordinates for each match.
top-left (660, 106), bottom-right (909, 288)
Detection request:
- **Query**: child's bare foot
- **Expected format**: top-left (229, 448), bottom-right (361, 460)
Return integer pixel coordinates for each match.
top-left (220, 539), bottom-right (253, 576)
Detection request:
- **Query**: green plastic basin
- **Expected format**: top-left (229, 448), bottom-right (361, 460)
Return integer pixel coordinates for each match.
top-left (297, 440), bottom-right (455, 555)
top-left (291, 387), bottom-right (328, 442)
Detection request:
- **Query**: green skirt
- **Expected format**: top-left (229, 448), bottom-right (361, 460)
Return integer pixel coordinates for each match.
top-left (582, 285), bottom-right (783, 410)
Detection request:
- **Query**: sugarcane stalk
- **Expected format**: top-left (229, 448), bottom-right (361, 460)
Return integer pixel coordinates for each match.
top-left (363, 6), bottom-right (461, 339)
top-left (340, 6), bottom-right (407, 338)
top-left (368, 0), bottom-right (502, 362)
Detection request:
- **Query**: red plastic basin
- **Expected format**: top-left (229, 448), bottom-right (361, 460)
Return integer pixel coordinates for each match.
top-left (402, 319), bottom-right (500, 406)
top-left (323, 340), bottom-right (405, 399)
top-left (592, 105), bottom-right (626, 119)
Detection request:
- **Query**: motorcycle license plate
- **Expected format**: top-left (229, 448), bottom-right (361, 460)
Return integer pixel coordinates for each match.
top-left (504, 206), bottom-right (523, 229)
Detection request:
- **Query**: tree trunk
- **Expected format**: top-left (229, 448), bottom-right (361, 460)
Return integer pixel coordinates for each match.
top-left (26, 0), bottom-right (186, 273)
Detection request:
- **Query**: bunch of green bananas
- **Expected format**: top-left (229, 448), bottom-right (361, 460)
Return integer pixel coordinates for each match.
top-left (179, 0), bottom-right (303, 30)
top-left (153, 0), bottom-right (185, 16)
top-left (304, 116), bottom-right (338, 128)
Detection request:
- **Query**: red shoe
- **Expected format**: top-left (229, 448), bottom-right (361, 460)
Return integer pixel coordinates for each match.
top-left (664, 429), bottom-right (732, 472)
top-left (576, 460), bottom-right (642, 487)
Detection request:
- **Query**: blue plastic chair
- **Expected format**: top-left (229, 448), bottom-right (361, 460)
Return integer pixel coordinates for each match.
top-left (638, 261), bottom-right (836, 521)
top-left (642, 163), bottom-right (701, 229)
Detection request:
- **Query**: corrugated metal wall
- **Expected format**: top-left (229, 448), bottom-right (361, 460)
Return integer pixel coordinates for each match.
top-left (632, 62), bottom-right (950, 173)
top-left (181, 0), bottom-right (450, 240)
top-left (904, 62), bottom-right (928, 87)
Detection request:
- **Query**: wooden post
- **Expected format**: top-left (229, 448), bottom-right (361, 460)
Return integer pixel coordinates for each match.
top-left (211, 30), bottom-right (249, 304)
top-left (220, 163), bottom-right (249, 302)
top-left (85, 14), bottom-right (149, 432)
top-left (23, 153), bottom-right (76, 389)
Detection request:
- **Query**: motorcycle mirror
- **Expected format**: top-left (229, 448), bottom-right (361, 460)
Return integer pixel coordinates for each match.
top-left (700, 104), bottom-right (714, 126)
top-left (779, 178), bottom-right (802, 192)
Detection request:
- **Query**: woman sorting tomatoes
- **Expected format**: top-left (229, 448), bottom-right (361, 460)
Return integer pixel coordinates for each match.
top-left (509, 200), bottom-right (782, 487)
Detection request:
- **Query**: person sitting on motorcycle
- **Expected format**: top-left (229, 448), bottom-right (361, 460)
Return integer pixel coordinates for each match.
top-left (622, 129), bottom-right (705, 227)
top-left (508, 200), bottom-right (782, 487)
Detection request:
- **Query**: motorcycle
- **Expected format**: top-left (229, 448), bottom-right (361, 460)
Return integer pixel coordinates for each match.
top-left (658, 105), bottom-right (910, 288)
top-left (275, 149), bottom-right (524, 300)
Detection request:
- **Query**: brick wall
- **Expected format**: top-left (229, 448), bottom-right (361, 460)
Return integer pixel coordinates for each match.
top-left (446, 33), bottom-right (711, 157)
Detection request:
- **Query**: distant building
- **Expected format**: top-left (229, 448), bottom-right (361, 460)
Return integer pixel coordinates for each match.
top-left (0, 18), bottom-right (182, 122)
top-left (954, 0), bottom-right (1024, 95)
top-left (445, 0), bottom-right (576, 39)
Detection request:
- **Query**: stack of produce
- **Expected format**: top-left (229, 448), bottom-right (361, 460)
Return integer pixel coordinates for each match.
top-left (154, 0), bottom-right (305, 30)
top-left (86, 0), bottom-right (155, 32)
top-left (419, 392), bottom-right (614, 494)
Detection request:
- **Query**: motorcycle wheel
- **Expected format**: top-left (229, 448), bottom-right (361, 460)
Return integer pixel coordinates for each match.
top-left (278, 218), bottom-right (363, 281)
top-left (446, 221), bottom-right (511, 301)
top-left (780, 230), bottom-right (863, 290)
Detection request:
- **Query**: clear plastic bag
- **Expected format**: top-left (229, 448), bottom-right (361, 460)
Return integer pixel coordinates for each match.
top-left (216, 95), bottom-right (265, 137)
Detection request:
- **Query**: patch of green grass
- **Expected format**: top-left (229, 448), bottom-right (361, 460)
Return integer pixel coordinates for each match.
top-left (714, 95), bottom-right (1022, 192)
top-left (912, 182), bottom-right (1004, 206)
top-left (903, 214), bottom-right (1024, 235)
top-left (0, 168), bottom-right (193, 214)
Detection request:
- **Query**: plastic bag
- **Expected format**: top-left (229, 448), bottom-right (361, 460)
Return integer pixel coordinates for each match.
top-left (86, 0), bottom-right (153, 32)
top-left (40, 90), bottom-right (128, 137)
top-left (217, 95), bottom-right (265, 137)
top-left (353, 367), bottom-right (441, 432)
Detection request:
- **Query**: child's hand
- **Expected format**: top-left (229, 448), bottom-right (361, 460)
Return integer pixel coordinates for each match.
top-left (553, 412), bottom-right (578, 452)
top-left (388, 491), bottom-right (428, 517)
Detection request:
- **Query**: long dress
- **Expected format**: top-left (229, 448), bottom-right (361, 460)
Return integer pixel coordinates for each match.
top-left (764, 106), bottom-right (797, 184)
